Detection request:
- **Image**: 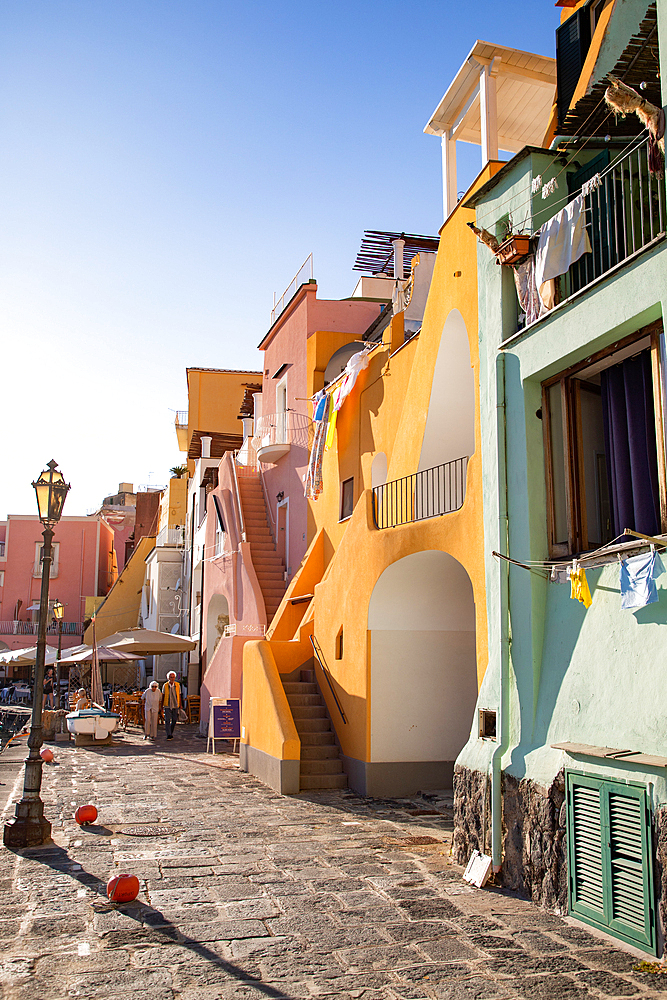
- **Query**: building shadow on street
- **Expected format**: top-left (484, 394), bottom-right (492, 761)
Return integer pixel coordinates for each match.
top-left (8, 842), bottom-right (300, 1000)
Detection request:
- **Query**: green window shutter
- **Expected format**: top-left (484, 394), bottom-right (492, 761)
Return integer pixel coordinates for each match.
top-left (566, 772), bottom-right (656, 955)
top-left (568, 776), bottom-right (605, 920)
top-left (606, 786), bottom-right (655, 951)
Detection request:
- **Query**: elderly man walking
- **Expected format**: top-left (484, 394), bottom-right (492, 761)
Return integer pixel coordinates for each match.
top-left (162, 671), bottom-right (182, 740)
top-left (143, 680), bottom-right (161, 740)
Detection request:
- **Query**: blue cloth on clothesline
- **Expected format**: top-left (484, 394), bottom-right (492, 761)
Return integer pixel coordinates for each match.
top-left (620, 550), bottom-right (664, 610)
top-left (313, 391), bottom-right (328, 422)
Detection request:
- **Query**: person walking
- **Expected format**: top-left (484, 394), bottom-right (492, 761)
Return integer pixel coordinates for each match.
top-left (143, 680), bottom-right (161, 740)
top-left (162, 671), bottom-right (181, 740)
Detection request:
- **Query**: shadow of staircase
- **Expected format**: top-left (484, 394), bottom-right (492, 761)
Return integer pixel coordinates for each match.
top-left (283, 668), bottom-right (347, 790)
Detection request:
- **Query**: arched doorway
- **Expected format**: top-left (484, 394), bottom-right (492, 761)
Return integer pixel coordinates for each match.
top-left (367, 550), bottom-right (477, 794)
top-left (206, 594), bottom-right (229, 660)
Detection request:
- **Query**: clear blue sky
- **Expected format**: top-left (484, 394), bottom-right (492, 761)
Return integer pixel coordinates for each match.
top-left (0, 1), bottom-right (560, 519)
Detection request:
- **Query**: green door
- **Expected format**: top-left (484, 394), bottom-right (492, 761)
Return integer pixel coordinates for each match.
top-left (567, 772), bottom-right (656, 954)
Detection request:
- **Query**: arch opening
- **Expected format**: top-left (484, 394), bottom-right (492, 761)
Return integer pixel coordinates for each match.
top-left (206, 593), bottom-right (230, 659)
top-left (367, 550), bottom-right (477, 793)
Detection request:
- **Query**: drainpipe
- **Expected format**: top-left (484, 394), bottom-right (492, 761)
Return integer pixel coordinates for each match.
top-left (491, 351), bottom-right (511, 874)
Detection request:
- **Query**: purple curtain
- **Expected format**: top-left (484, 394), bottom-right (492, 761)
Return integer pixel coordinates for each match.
top-left (600, 349), bottom-right (660, 537)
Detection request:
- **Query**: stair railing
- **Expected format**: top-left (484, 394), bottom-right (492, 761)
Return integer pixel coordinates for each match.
top-left (231, 452), bottom-right (247, 543)
top-left (259, 467), bottom-right (276, 544)
top-left (309, 634), bottom-right (347, 724)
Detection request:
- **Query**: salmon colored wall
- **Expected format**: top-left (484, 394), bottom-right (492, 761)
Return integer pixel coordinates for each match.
top-left (0, 515), bottom-right (115, 651)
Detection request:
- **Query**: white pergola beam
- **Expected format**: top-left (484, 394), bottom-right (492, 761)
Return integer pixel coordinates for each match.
top-left (479, 60), bottom-right (499, 163)
top-left (442, 130), bottom-right (458, 221)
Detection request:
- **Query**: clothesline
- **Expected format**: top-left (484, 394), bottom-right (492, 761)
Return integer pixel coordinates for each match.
top-left (493, 529), bottom-right (666, 612)
top-left (475, 122), bottom-right (646, 233)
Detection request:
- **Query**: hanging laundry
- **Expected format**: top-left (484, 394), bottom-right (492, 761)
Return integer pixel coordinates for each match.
top-left (325, 407), bottom-right (337, 451)
top-left (513, 257), bottom-right (544, 326)
top-left (313, 390), bottom-right (327, 422)
top-left (304, 395), bottom-right (330, 501)
top-left (531, 175), bottom-right (543, 195)
top-left (535, 195), bottom-right (592, 308)
top-left (569, 562), bottom-right (592, 608)
top-left (581, 173), bottom-right (602, 198)
top-left (620, 549), bottom-right (664, 610)
top-left (541, 177), bottom-right (559, 199)
top-left (332, 350), bottom-right (370, 412)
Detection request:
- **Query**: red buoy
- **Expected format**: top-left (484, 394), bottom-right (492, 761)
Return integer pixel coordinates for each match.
top-left (74, 804), bottom-right (98, 826)
top-left (40, 747), bottom-right (54, 763)
top-left (107, 873), bottom-right (140, 903)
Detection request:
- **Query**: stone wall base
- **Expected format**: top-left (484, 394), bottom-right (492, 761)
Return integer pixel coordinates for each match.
top-left (453, 764), bottom-right (567, 911)
top-left (239, 743), bottom-right (300, 795)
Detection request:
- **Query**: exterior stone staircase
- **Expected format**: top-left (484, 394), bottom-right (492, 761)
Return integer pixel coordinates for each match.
top-left (238, 474), bottom-right (287, 623)
top-left (282, 668), bottom-right (347, 790)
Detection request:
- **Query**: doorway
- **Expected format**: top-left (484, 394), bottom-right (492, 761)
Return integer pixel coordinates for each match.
top-left (277, 499), bottom-right (289, 579)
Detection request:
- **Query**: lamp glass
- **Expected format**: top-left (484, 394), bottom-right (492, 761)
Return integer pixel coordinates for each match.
top-left (53, 602), bottom-right (64, 620)
top-left (32, 462), bottom-right (70, 526)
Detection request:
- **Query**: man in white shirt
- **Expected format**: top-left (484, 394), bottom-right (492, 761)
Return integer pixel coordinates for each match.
top-left (143, 681), bottom-right (161, 740)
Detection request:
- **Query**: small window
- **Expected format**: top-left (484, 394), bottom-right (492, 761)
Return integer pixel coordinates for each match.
top-left (479, 709), bottom-right (496, 739)
top-left (33, 542), bottom-right (59, 578)
top-left (340, 478), bottom-right (354, 520)
top-left (335, 627), bottom-right (343, 660)
top-left (542, 323), bottom-right (666, 556)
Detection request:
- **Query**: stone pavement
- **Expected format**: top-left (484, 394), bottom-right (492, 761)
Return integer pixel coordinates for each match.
top-left (1, 727), bottom-right (666, 1000)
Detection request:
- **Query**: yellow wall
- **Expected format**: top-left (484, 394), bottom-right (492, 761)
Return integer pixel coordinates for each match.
top-left (240, 640), bottom-right (301, 760)
top-left (159, 476), bottom-right (187, 531)
top-left (84, 535), bottom-right (155, 643)
top-left (260, 162), bottom-right (502, 768)
top-left (186, 369), bottom-right (262, 446)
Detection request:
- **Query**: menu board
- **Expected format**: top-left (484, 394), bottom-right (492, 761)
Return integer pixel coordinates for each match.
top-left (212, 699), bottom-right (241, 740)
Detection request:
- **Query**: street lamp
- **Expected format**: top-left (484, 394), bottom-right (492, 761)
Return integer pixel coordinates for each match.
top-left (4, 460), bottom-right (70, 849)
top-left (52, 601), bottom-right (64, 710)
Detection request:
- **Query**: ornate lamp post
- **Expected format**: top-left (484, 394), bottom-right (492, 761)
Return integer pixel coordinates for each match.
top-left (4, 461), bottom-right (70, 849)
top-left (52, 601), bottom-right (64, 709)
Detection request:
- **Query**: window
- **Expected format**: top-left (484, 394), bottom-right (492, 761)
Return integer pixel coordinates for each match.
top-left (479, 709), bottom-right (496, 739)
top-left (340, 478), bottom-right (354, 520)
top-left (567, 772), bottom-right (656, 954)
top-left (33, 542), bottom-right (59, 578)
top-left (542, 323), bottom-right (666, 556)
top-left (335, 627), bottom-right (343, 660)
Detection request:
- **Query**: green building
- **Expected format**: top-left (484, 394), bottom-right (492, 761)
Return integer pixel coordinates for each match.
top-left (456, 0), bottom-right (667, 957)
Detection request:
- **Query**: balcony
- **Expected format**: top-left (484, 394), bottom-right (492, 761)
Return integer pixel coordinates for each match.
top-left (270, 254), bottom-right (313, 327)
top-left (372, 457), bottom-right (468, 530)
top-left (563, 136), bottom-right (665, 300)
top-left (156, 526), bottom-right (185, 548)
top-left (174, 410), bottom-right (188, 452)
top-left (0, 621), bottom-right (83, 636)
top-left (253, 411), bottom-right (310, 465)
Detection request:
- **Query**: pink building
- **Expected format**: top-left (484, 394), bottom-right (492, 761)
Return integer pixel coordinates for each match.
top-left (0, 514), bottom-right (116, 664)
top-left (198, 276), bottom-right (382, 725)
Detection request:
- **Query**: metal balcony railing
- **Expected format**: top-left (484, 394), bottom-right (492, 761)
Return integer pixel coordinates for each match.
top-left (253, 411), bottom-right (310, 453)
top-left (270, 253), bottom-right (313, 327)
top-left (156, 526), bottom-right (185, 547)
top-left (0, 621), bottom-right (83, 636)
top-left (174, 410), bottom-right (188, 428)
top-left (566, 135), bottom-right (665, 297)
top-left (372, 457), bottom-right (468, 529)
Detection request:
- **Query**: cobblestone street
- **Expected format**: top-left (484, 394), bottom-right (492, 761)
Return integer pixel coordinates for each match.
top-left (1, 728), bottom-right (666, 1000)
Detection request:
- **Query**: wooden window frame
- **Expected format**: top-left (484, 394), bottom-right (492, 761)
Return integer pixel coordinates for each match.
top-left (542, 319), bottom-right (666, 557)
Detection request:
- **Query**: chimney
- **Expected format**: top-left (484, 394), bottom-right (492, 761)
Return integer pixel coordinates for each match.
top-left (241, 417), bottom-right (254, 440)
top-left (392, 237), bottom-right (405, 280)
top-left (200, 436), bottom-right (212, 458)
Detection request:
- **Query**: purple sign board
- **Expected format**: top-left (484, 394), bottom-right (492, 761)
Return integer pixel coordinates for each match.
top-left (212, 700), bottom-right (241, 740)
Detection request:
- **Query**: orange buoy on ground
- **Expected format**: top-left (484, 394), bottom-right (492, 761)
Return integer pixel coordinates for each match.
top-left (107, 873), bottom-right (140, 903)
top-left (74, 805), bottom-right (98, 825)
top-left (40, 747), bottom-right (54, 763)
